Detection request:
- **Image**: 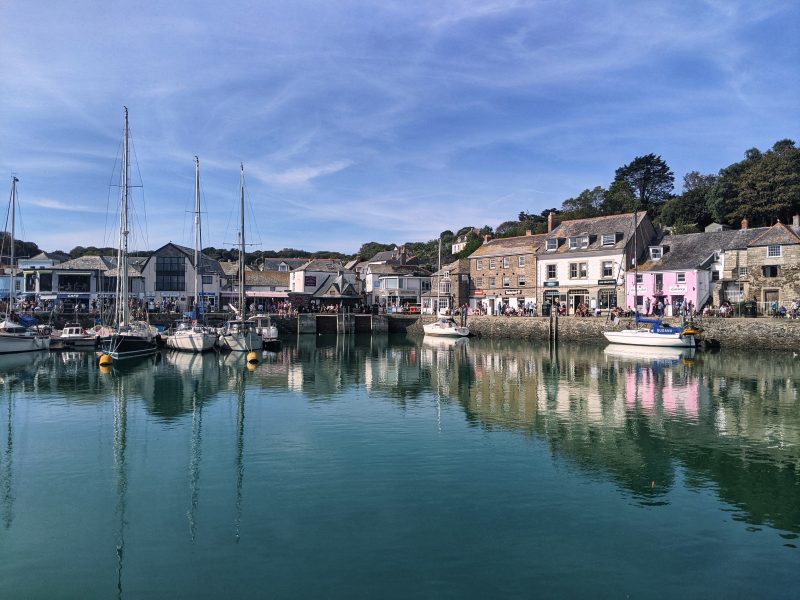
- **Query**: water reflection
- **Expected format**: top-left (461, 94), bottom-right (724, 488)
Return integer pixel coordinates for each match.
top-left (0, 339), bottom-right (796, 546)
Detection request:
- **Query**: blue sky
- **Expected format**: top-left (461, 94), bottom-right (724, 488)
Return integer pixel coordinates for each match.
top-left (1, 0), bottom-right (798, 255)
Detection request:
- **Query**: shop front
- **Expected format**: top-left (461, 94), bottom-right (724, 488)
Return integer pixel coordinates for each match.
top-left (567, 289), bottom-right (590, 314)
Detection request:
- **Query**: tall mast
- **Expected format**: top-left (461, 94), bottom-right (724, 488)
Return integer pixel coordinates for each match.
top-left (633, 209), bottom-right (638, 316)
top-left (436, 236), bottom-right (442, 314)
top-left (118, 107), bottom-right (130, 327)
top-left (194, 157), bottom-right (201, 318)
top-left (239, 164), bottom-right (245, 318)
top-left (9, 176), bottom-right (17, 310)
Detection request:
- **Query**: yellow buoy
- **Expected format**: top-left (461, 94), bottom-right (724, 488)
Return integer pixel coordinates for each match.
top-left (98, 353), bottom-right (113, 367)
top-left (99, 365), bottom-right (111, 375)
top-left (246, 362), bottom-right (257, 372)
top-left (246, 351), bottom-right (259, 364)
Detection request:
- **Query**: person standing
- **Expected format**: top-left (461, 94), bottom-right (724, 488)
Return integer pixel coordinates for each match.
top-left (645, 297), bottom-right (651, 315)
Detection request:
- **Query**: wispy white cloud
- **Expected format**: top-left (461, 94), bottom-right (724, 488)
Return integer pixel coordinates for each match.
top-left (249, 161), bottom-right (355, 187)
top-left (25, 198), bottom-right (94, 212)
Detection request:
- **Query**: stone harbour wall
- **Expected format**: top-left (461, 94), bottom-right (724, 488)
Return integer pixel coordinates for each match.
top-left (399, 314), bottom-right (800, 350)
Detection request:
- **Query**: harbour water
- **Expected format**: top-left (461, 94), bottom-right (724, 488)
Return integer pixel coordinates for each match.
top-left (0, 336), bottom-right (797, 598)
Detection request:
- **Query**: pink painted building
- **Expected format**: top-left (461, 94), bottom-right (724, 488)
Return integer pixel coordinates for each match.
top-left (624, 231), bottom-right (735, 316)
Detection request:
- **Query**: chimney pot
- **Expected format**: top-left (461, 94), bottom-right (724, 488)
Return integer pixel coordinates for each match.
top-left (741, 218), bottom-right (748, 230)
top-left (525, 229), bottom-right (532, 236)
top-left (483, 234), bottom-right (489, 244)
top-left (547, 211), bottom-right (556, 233)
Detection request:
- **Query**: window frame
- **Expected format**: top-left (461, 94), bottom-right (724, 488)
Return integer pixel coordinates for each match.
top-left (768, 245), bottom-right (781, 258)
top-left (546, 264), bottom-right (557, 279)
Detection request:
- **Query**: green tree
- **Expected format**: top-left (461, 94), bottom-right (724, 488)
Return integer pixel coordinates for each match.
top-left (601, 180), bottom-right (636, 214)
top-left (707, 148), bottom-right (762, 225)
top-left (611, 154), bottom-right (674, 213)
top-left (660, 171), bottom-right (716, 228)
top-left (561, 186), bottom-right (605, 219)
top-left (732, 139), bottom-right (800, 226)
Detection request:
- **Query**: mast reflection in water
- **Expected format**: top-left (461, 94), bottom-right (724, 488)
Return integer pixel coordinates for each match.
top-left (0, 338), bottom-right (796, 598)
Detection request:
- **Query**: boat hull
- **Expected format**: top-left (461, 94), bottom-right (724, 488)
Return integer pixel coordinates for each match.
top-left (165, 331), bottom-right (216, 352)
top-left (603, 330), bottom-right (695, 348)
top-left (0, 334), bottom-right (51, 354)
top-left (423, 322), bottom-right (470, 337)
top-left (99, 333), bottom-right (159, 360)
top-left (219, 331), bottom-right (262, 352)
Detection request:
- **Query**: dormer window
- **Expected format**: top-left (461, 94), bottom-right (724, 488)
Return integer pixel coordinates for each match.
top-left (546, 239), bottom-right (558, 251)
top-left (649, 247), bottom-right (663, 260)
top-left (601, 234), bottom-right (615, 246)
top-left (569, 236), bottom-right (589, 249)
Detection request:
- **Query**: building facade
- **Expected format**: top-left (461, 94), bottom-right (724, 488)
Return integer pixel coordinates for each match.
top-left (537, 212), bottom-right (656, 314)
top-left (468, 231), bottom-right (546, 314)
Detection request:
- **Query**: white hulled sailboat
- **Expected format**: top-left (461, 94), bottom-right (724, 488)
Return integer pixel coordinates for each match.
top-left (165, 157), bottom-right (216, 352)
top-left (0, 176), bottom-right (50, 354)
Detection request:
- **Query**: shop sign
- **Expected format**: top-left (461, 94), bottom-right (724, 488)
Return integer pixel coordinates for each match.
top-left (543, 290), bottom-right (560, 297)
top-left (544, 281), bottom-right (559, 287)
top-left (504, 289), bottom-right (521, 295)
top-left (669, 285), bottom-right (687, 293)
top-left (597, 279), bottom-right (616, 286)
top-left (473, 290), bottom-right (485, 296)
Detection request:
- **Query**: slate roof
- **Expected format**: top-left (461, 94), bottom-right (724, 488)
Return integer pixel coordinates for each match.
top-left (245, 270), bottom-right (290, 287)
top-left (367, 264), bottom-right (431, 277)
top-left (470, 233), bottom-right (548, 258)
top-left (219, 261), bottom-right (251, 277)
top-left (314, 274), bottom-right (360, 298)
top-left (747, 222), bottom-right (800, 247)
top-left (540, 212), bottom-right (646, 255)
top-left (297, 259), bottom-right (348, 273)
top-left (258, 258), bottom-right (308, 271)
top-left (53, 255), bottom-right (114, 271)
top-left (637, 228), bottom-right (768, 272)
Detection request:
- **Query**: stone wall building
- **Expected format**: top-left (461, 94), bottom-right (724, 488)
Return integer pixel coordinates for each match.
top-left (721, 220), bottom-right (800, 311)
top-left (468, 231), bottom-right (547, 314)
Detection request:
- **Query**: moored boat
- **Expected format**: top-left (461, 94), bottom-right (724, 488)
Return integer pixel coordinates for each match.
top-left (248, 314), bottom-right (281, 351)
top-left (165, 319), bottom-right (216, 352)
top-left (423, 317), bottom-right (470, 338)
top-left (0, 177), bottom-right (50, 355)
top-left (56, 322), bottom-right (96, 349)
top-left (97, 108), bottom-right (158, 362)
top-left (603, 315), bottom-right (697, 348)
top-left (217, 165), bottom-right (261, 354)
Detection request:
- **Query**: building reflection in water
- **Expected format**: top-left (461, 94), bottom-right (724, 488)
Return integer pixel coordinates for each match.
top-left (0, 337), bottom-right (796, 545)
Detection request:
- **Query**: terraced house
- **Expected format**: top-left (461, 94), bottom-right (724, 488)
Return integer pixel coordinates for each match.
top-left (717, 218), bottom-right (800, 312)
top-left (536, 212), bottom-right (656, 314)
top-left (469, 231), bottom-right (547, 314)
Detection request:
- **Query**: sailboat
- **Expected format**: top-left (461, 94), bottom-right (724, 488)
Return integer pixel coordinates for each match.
top-left (423, 236), bottom-right (469, 337)
top-left (165, 157), bottom-right (217, 352)
top-left (98, 108), bottom-right (158, 362)
top-left (218, 165), bottom-right (261, 352)
top-left (0, 176), bottom-right (50, 354)
top-left (603, 210), bottom-right (698, 348)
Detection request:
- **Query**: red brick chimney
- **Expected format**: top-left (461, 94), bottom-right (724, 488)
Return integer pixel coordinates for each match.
top-left (741, 218), bottom-right (748, 230)
top-left (547, 211), bottom-right (557, 233)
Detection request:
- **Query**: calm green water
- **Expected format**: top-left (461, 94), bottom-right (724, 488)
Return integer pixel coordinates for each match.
top-left (0, 336), bottom-right (797, 598)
